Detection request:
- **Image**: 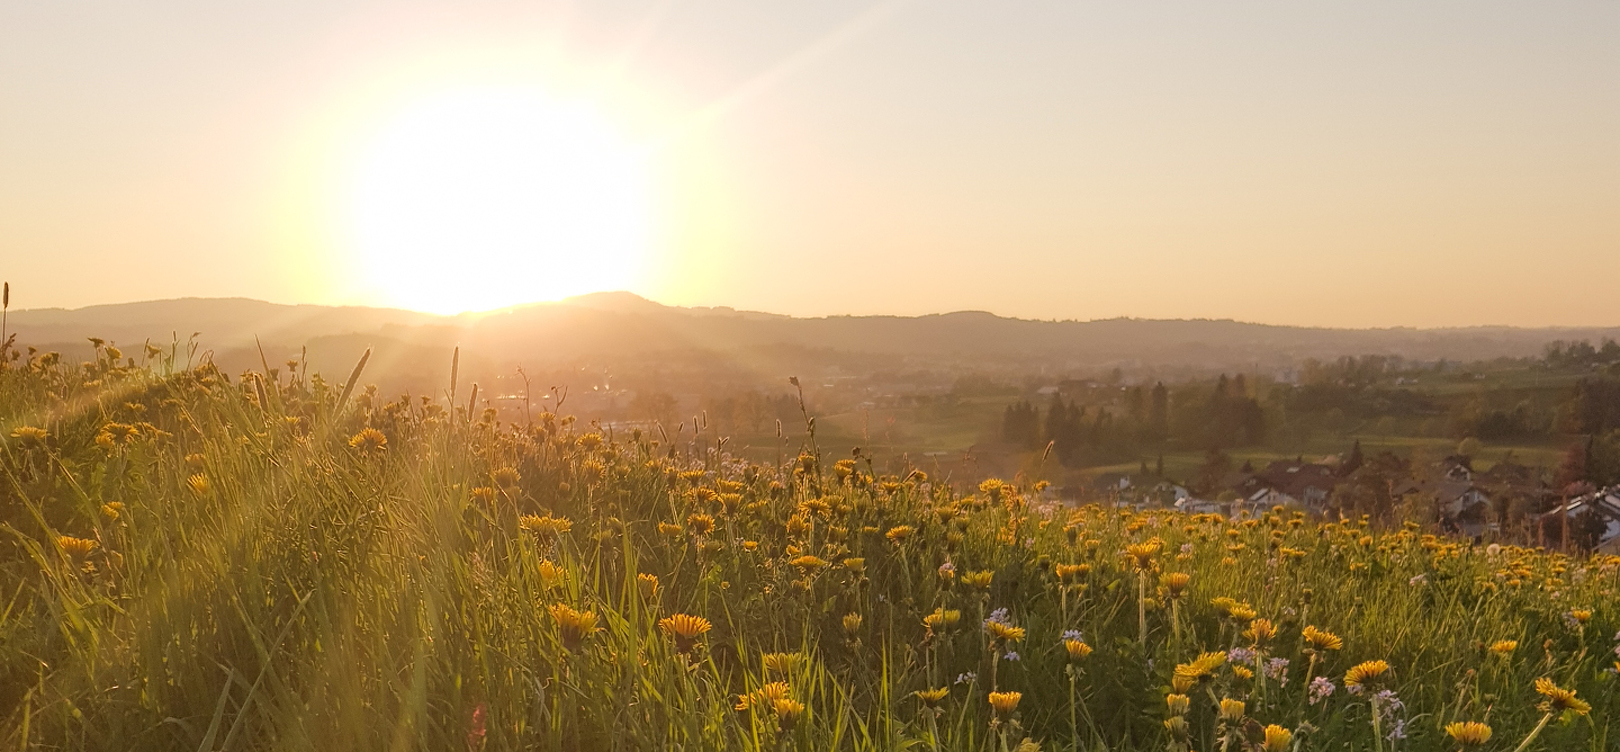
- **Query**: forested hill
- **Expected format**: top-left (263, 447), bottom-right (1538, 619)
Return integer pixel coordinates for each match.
top-left (7, 292), bottom-right (1619, 371)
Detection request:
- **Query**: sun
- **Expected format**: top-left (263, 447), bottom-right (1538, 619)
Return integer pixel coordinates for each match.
top-left (346, 86), bottom-right (651, 314)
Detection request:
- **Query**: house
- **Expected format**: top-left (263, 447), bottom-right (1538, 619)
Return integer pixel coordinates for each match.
top-left (1091, 473), bottom-right (1134, 494)
top-left (1231, 460), bottom-right (1339, 511)
top-left (1537, 487), bottom-right (1620, 552)
top-left (1144, 481), bottom-right (1190, 505)
top-left (1175, 497), bottom-right (1224, 515)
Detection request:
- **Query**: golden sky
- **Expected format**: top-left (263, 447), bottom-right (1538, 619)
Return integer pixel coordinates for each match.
top-left (1, 2), bottom-right (1616, 327)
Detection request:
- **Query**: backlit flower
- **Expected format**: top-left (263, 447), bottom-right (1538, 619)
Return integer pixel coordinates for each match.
top-left (1534, 677), bottom-right (1590, 715)
top-left (987, 691), bottom-right (1021, 719)
top-left (57, 536), bottom-right (97, 557)
top-left (735, 681), bottom-right (791, 711)
top-left (520, 514), bottom-right (573, 539)
top-left (1444, 721), bottom-right (1492, 748)
top-left (348, 428), bottom-right (387, 452)
top-left (1302, 625), bottom-right (1342, 652)
top-left (915, 687), bottom-right (949, 707)
top-left (547, 603), bottom-right (600, 651)
top-left (1345, 660), bottom-right (1390, 691)
top-left (658, 613), bottom-right (712, 653)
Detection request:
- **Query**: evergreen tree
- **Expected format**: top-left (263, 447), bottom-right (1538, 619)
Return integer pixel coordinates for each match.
top-left (1149, 382), bottom-right (1169, 439)
top-left (1343, 439), bottom-right (1365, 476)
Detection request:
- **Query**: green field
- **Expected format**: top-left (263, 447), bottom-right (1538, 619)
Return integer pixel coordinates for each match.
top-left (2, 354), bottom-right (1617, 750)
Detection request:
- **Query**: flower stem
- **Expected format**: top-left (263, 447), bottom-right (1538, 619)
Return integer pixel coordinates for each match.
top-left (1137, 570), bottom-right (1147, 644)
top-left (1509, 712), bottom-right (1554, 752)
top-left (1301, 653), bottom-right (1317, 706)
top-left (1370, 694), bottom-right (1384, 752)
top-left (1068, 672), bottom-right (1079, 752)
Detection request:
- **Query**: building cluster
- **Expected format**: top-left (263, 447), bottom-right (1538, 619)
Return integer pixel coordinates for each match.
top-left (1072, 451), bottom-right (1620, 552)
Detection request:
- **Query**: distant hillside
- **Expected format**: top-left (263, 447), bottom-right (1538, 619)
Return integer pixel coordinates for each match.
top-left (7, 293), bottom-right (1619, 379)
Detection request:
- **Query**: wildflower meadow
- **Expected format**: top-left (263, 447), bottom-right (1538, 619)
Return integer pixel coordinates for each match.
top-left (1, 344), bottom-right (1616, 750)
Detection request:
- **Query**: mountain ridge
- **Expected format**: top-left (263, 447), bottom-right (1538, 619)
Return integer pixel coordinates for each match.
top-left (6, 293), bottom-right (1618, 374)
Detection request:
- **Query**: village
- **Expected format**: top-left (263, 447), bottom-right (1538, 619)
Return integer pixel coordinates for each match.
top-left (1075, 446), bottom-right (1620, 553)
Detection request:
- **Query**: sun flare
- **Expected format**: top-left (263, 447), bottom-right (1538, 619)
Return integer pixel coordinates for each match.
top-left (346, 87), bottom-right (651, 314)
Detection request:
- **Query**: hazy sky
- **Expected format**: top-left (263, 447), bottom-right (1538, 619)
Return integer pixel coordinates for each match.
top-left (2, 1), bottom-right (1616, 327)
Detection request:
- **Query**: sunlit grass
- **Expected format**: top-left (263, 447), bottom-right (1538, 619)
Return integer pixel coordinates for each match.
top-left (0, 347), bottom-right (1616, 750)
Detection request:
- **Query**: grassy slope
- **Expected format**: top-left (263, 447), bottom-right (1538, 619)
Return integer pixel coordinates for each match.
top-left (0, 358), bottom-right (1616, 751)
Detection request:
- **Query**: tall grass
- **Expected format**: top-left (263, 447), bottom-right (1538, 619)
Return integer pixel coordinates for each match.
top-left (0, 349), bottom-right (1615, 750)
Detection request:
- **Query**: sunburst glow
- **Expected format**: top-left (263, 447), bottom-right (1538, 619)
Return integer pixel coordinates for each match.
top-left (346, 86), bottom-right (651, 314)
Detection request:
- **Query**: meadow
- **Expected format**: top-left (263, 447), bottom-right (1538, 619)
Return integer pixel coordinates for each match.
top-left (1, 344), bottom-right (1616, 751)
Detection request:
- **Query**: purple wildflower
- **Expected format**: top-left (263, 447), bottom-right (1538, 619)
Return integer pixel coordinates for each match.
top-left (1264, 657), bottom-right (1290, 685)
top-left (1308, 676), bottom-right (1336, 705)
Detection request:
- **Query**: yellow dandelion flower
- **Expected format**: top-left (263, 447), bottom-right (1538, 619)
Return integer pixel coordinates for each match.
top-left (186, 473), bottom-right (211, 496)
top-left (1161, 571), bottom-right (1191, 597)
top-left (1487, 639), bottom-right (1516, 657)
top-left (1166, 694), bottom-right (1190, 716)
top-left (101, 501), bottom-right (125, 521)
top-left (985, 621), bottom-right (1026, 643)
top-left (348, 427), bottom-right (387, 452)
top-left (961, 570), bottom-right (995, 590)
top-left (1173, 651), bottom-right (1227, 687)
top-left (658, 613), bottom-right (712, 653)
top-left (492, 466), bottom-right (520, 488)
top-left (637, 572), bottom-right (659, 599)
top-left (686, 512), bottom-right (715, 537)
top-left (547, 603), bottom-right (600, 651)
top-left (923, 608), bottom-right (962, 632)
top-left (1218, 698), bottom-right (1245, 722)
top-left (790, 554), bottom-right (830, 572)
top-left (987, 691), bottom-right (1022, 719)
top-left (57, 535), bottom-right (97, 557)
top-left (1232, 665), bottom-right (1254, 681)
top-left (1345, 660), bottom-right (1390, 690)
top-left (519, 514), bottom-right (573, 538)
top-left (761, 652), bottom-right (803, 676)
top-left (915, 687), bottom-right (950, 707)
top-left (885, 525), bottom-right (915, 545)
top-left (842, 612), bottom-right (864, 636)
top-left (1534, 677), bottom-right (1590, 715)
top-left (657, 522), bottom-right (683, 538)
top-left (9, 425), bottom-right (47, 442)
top-left (536, 559), bottom-right (566, 589)
top-left (1125, 538), bottom-right (1163, 569)
top-left (1569, 609), bottom-right (1592, 624)
top-left (1065, 639), bottom-right (1093, 661)
top-left (735, 681), bottom-right (791, 711)
top-left (1444, 721), bottom-right (1492, 748)
top-left (1244, 618), bottom-right (1277, 645)
top-left (772, 698), bottom-right (806, 730)
top-left (469, 487), bottom-right (497, 505)
top-left (1302, 625), bottom-right (1342, 652)
top-left (1261, 724), bottom-right (1292, 752)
